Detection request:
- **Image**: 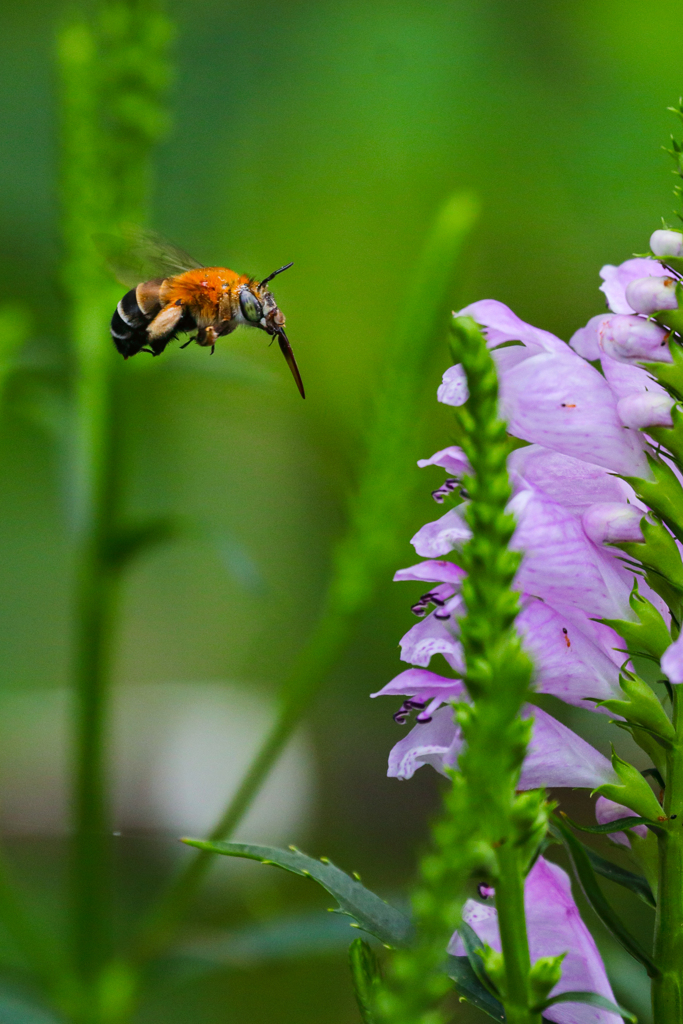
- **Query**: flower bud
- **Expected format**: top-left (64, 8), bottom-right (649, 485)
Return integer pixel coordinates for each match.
top-left (624, 275), bottom-right (677, 314)
top-left (650, 229), bottom-right (683, 258)
top-left (598, 314), bottom-right (672, 363)
top-left (582, 503), bottom-right (644, 545)
top-left (437, 364), bottom-right (468, 406)
top-left (617, 392), bottom-right (674, 429)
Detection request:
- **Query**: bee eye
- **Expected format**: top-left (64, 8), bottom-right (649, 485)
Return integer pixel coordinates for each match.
top-left (239, 289), bottom-right (263, 323)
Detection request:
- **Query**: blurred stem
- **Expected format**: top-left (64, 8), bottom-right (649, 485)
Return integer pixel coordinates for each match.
top-left (494, 843), bottom-right (536, 1024)
top-left (652, 686), bottom-right (683, 1023)
top-left (59, 15), bottom-right (120, 997)
top-left (131, 193), bottom-right (479, 964)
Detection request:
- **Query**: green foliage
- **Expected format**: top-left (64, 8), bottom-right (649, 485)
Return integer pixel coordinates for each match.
top-left (349, 939), bottom-right (382, 1024)
top-left (602, 584), bottom-right (673, 664)
top-left (596, 750), bottom-right (665, 821)
top-left (180, 840), bottom-right (413, 949)
top-left (536, 991), bottom-right (637, 1022)
top-left (597, 671), bottom-right (675, 745)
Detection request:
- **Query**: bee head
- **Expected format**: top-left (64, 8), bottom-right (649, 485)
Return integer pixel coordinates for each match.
top-left (238, 261), bottom-right (304, 398)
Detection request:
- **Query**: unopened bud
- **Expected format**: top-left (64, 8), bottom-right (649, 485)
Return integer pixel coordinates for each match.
top-left (617, 392), bottom-right (674, 429)
top-left (437, 364), bottom-right (468, 406)
top-left (625, 275), bottom-right (677, 314)
top-left (582, 502), bottom-right (644, 545)
top-left (651, 229), bottom-right (683, 258)
top-left (598, 314), bottom-right (672, 363)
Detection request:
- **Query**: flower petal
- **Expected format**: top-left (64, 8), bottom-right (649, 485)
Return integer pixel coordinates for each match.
top-left (371, 667), bottom-right (464, 701)
top-left (510, 490), bottom-right (634, 620)
top-left (519, 706), bottom-right (617, 789)
top-left (393, 560), bottom-right (466, 585)
top-left (581, 503), bottom-right (645, 545)
top-left (508, 445), bottom-right (633, 515)
top-left (661, 632), bottom-right (683, 685)
top-left (437, 365), bottom-right (468, 406)
top-left (399, 600), bottom-right (465, 671)
top-left (410, 507), bottom-right (471, 558)
top-left (500, 349), bottom-right (650, 476)
top-left (417, 446), bottom-right (471, 477)
top-left (387, 706), bottom-right (459, 779)
top-left (600, 258), bottom-right (669, 314)
top-left (517, 600), bottom-right (622, 707)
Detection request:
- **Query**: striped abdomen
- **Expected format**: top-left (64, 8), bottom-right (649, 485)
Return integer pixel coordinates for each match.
top-left (110, 278), bottom-right (197, 358)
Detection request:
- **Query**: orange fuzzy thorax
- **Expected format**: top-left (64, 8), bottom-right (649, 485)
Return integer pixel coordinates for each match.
top-left (160, 267), bottom-right (250, 321)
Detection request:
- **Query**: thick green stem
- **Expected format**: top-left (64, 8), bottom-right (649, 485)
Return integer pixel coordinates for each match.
top-left (653, 687), bottom-right (683, 1023)
top-left (495, 842), bottom-right (538, 1024)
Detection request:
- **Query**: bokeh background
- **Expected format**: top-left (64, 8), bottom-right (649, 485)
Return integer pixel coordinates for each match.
top-left (0, 1), bottom-right (682, 1021)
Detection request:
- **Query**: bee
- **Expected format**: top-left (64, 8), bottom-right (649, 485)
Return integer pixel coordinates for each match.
top-left (100, 227), bottom-right (304, 398)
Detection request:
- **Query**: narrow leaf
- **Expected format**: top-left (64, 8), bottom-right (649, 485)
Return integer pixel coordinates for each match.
top-left (444, 956), bottom-right (505, 1022)
top-left (181, 840), bottom-right (413, 948)
top-left (550, 816), bottom-right (659, 976)
top-left (457, 922), bottom-right (501, 1000)
top-left (558, 812), bottom-right (658, 835)
top-left (349, 938), bottom-right (380, 1024)
top-left (537, 990), bottom-right (637, 1022)
top-left (582, 845), bottom-right (655, 909)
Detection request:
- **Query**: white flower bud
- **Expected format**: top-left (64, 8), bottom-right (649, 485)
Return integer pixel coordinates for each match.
top-left (582, 503), bottom-right (645, 545)
top-left (617, 392), bottom-right (674, 429)
top-left (598, 314), bottom-right (672, 363)
top-left (650, 229), bottom-right (683, 258)
top-left (624, 275), bottom-right (677, 314)
top-left (437, 364), bottom-right (468, 406)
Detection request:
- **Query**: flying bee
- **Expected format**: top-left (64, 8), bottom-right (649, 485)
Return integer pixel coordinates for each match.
top-left (99, 227), bottom-right (304, 398)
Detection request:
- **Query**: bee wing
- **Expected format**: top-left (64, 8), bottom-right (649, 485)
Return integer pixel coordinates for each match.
top-left (94, 225), bottom-right (205, 287)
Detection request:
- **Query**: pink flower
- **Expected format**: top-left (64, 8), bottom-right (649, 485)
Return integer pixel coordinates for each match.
top-left (599, 257), bottom-right (669, 314)
top-left (449, 856), bottom-right (619, 1024)
top-left (595, 796), bottom-right (648, 847)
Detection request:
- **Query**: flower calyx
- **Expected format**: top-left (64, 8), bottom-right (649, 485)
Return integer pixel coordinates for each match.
top-left (529, 953), bottom-right (566, 1009)
top-left (601, 582), bottom-right (673, 664)
top-left (595, 670), bottom-right (675, 747)
top-left (594, 748), bottom-right (664, 821)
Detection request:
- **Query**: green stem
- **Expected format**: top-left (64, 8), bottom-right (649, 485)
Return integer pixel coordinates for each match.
top-left (495, 842), bottom-right (538, 1024)
top-left (653, 687), bottom-right (683, 1023)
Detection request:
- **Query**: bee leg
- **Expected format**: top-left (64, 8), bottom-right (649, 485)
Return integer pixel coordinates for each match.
top-left (179, 338), bottom-right (194, 349)
top-left (196, 325), bottom-right (220, 349)
top-left (147, 302), bottom-right (184, 341)
top-left (211, 345), bottom-right (215, 355)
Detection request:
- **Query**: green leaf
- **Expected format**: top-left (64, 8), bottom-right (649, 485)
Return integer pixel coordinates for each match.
top-left (348, 938), bottom-right (380, 1024)
top-left (443, 956), bottom-right (505, 1022)
top-left (457, 921), bottom-right (501, 1000)
top-left (622, 452), bottom-right (683, 545)
top-left (181, 840), bottom-right (413, 948)
top-left (536, 990), bottom-right (637, 1022)
top-left (549, 822), bottom-right (655, 908)
top-left (558, 813), bottom-right (657, 836)
top-left (602, 585), bottom-right (673, 664)
top-left (582, 845), bottom-right (656, 909)
top-left (550, 815), bottom-right (659, 977)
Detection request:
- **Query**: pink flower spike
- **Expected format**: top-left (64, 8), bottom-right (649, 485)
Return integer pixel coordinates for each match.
top-left (581, 503), bottom-right (645, 545)
top-left (417, 446), bottom-right (471, 477)
top-left (598, 315), bottom-right (672, 364)
top-left (600, 258), bottom-right (669, 314)
top-left (437, 365), bottom-right (468, 406)
top-left (595, 795), bottom-right (648, 847)
top-left (410, 507), bottom-right (471, 558)
top-left (449, 856), bottom-right (619, 1024)
top-left (661, 632), bottom-right (683, 684)
top-left (617, 392), bottom-right (674, 429)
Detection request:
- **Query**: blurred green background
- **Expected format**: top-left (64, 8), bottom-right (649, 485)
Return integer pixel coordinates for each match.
top-left (0, 0), bottom-right (681, 1021)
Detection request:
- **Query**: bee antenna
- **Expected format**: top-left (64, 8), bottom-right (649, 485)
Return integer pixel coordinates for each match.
top-left (259, 261), bottom-right (294, 289)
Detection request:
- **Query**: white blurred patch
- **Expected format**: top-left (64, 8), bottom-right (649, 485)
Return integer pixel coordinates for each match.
top-left (0, 682), bottom-right (314, 844)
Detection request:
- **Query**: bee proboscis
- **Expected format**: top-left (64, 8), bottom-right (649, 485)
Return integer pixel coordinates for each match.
top-left (99, 227), bottom-right (305, 398)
